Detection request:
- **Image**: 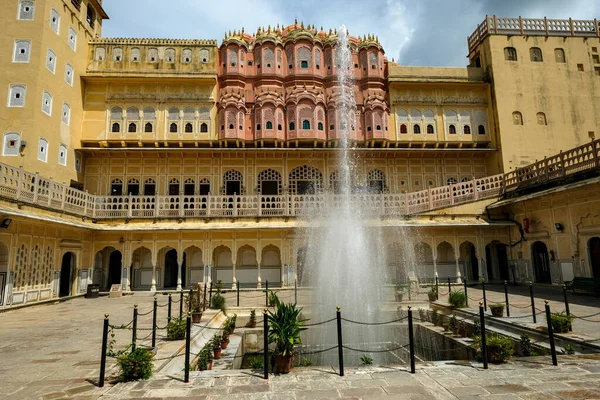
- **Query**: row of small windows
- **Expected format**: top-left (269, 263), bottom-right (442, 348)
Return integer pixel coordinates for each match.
top-left (8, 86), bottom-right (71, 123)
top-left (512, 111), bottom-right (547, 125)
top-left (95, 47), bottom-right (211, 64)
top-left (504, 47), bottom-right (566, 63)
top-left (2, 133), bottom-right (67, 166)
top-left (109, 106), bottom-right (210, 134)
top-left (110, 178), bottom-right (211, 196)
top-left (398, 124), bottom-right (485, 135)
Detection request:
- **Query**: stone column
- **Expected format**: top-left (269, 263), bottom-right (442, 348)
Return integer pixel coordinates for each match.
top-left (432, 248), bottom-right (438, 280)
top-left (455, 256), bottom-right (462, 284)
top-left (176, 256), bottom-right (183, 291)
top-left (257, 254), bottom-right (262, 289)
top-left (151, 253), bottom-right (157, 292)
top-left (121, 251), bottom-right (130, 291)
top-left (232, 256), bottom-right (237, 290)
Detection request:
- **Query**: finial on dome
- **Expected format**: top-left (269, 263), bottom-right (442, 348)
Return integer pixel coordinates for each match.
top-left (320, 26), bottom-right (323, 31)
top-left (268, 25), bottom-right (271, 33)
top-left (334, 28), bottom-right (337, 34)
top-left (241, 27), bottom-right (245, 34)
top-left (295, 18), bottom-right (298, 25)
top-left (301, 21), bottom-right (304, 28)
top-left (392, 57), bottom-right (395, 62)
top-left (329, 28), bottom-right (332, 35)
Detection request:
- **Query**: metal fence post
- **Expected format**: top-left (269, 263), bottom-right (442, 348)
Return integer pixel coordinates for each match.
top-left (184, 313), bottom-right (191, 382)
top-left (529, 282), bottom-right (537, 323)
top-left (237, 283), bottom-right (240, 307)
top-left (209, 281), bottom-right (213, 307)
top-left (479, 303), bottom-right (488, 369)
top-left (294, 278), bottom-right (298, 304)
top-left (545, 301), bottom-right (558, 366)
top-left (168, 294), bottom-right (172, 323)
top-left (132, 305), bottom-right (138, 352)
top-left (504, 280), bottom-right (510, 317)
top-left (203, 281), bottom-right (208, 311)
top-left (152, 297), bottom-right (157, 348)
top-left (336, 306), bottom-right (344, 377)
top-left (464, 279), bottom-right (468, 308)
top-left (263, 309), bottom-right (269, 380)
top-left (447, 276), bottom-right (451, 295)
top-left (188, 289), bottom-right (193, 312)
top-left (265, 280), bottom-right (269, 307)
top-left (99, 313), bottom-right (109, 388)
top-left (435, 276), bottom-right (439, 301)
top-left (562, 284), bottom-right (571, 331)
top-left (408, 306), bottom-right (415, 374)
top-left (482, 280), bottom-right (487, 311)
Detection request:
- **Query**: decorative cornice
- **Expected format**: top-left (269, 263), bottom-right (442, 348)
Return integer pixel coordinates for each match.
top-left (90, 38), bottom-right (218, 46)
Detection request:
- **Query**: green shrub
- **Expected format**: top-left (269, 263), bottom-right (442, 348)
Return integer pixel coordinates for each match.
top-left (250, 358), bottom-right (264, 369)
top-left (472, 334), bottom-right (514, 363)
top-left (166, 317), bottom-right (186, 340)
top-left (210, 280), bottom-right (227, 312)
top-left (448, 290), bottom-right (467, 308)
top-left (196, 346), bottom-right (212, 371)
top-left (418, 308), bottom-right (428, 322)
top-left (300, 359), bottom-right (313, 367)
top-left (472, 318), bottom-right (481, 336)
top-left (117, 348), bottom-right (153, 382)
top-left (360, 355), bottom-right (373, 365)
top-left (431, 309), bottom-right (439, 325)
top-left (550, 312), bottom-right (574, 333)
top-left (520, 333), bottom-right (532, 356)
top-left (267, 290), bottom-right (279, 307)
top-left (561, 344), bottom-right (575, 355)
top-left (448, 314), bottom-right (458, 332)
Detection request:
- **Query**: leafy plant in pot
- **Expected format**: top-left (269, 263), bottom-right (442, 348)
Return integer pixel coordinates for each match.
top-left (246, 309), bottom-right (257, 328)
top-left (394, 283), bottom-right (406, 302)
top-left (186, 285), bottom-right (205, 323)
top-left (211, 334), bottom-right (223, 359)
top-left (428, 285), bottom-right (438, 302)
top-left (489, 303), bottom-right (504, 318)
top-left (267, 297), bottom-right (309, 374)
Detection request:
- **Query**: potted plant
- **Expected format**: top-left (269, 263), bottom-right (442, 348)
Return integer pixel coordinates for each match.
top-left (448, 290), bottom-right (467, 308)
top-left (472, 334), bottom-right (514, 363)
top-left (166, 316), bottom-right (186, 340)
top-left (431, 309), bottom-right (439, 326)
top-left (267, 290), bottom-right (279, 307)
top-left (186, 286), bottom-right (205, 323)
top-left (418, 308), bottom-right (428, 322)
top-left (196, 346), bottom-right (211, 371)
top-left (458, 321), bottom-right (469, 337)
top-left (448, 314), bottom-right (458, 334)
top-left (489, 303), bottom-right (504, 318)
top-left (267, 297), bottom-right (308, 374)
top-left (428, 285), bottom-right (438, 302)
top-left (220, 333), bottom-right (230, 350)
top-left (246, 309), bottom-right (257, 328)
top-left (550, 312), bottom-right (574, 333)
top-left (212, 334), bottom-right (222, 359)
top-left (210, 280), bottom-right (226, 313)
top-left (394, 283), bottom-right (405, 302)
top-left (116, 348), bottom-right (154, 382)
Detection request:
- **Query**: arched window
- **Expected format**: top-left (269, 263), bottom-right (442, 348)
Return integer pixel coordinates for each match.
top-left (530, 47), bottom-right (543, 62)
top-left (18, 1), bottom-right (35, 20)
top-left (113, 47), bottom-right (122, 62)
top-left (46, 49), bottom-right (57, 73)
top-left (184, 178), bottom-right (195, 195)
top-left (463, 125), bottom-right (471, 134)
top-left (95, 47), bottom-right (105, 61)
top-left (302, 120), bottom-right (310, 130)
top-left (200, 123), bottom-right (208, 133)
top-left (86, 4), bottom-right (96, 28)
top-left (170, 123), bottom-right (178, 133)
top-left (426, 124), bottom-right (434, 134)
top-left (289, 122), bottom-right (295, 130)
top-left (266, 121), bottom-right (273, 129)
top-left (512, 111), bottom-right (523, 125)
top-left (554, 48), bottom-right (566, 63)
top-left (413, 124), bottom-right (421, 134)
top-left (127, 106), bottom-right (139, 121)
top-left (182, 48), bottom-right (192, 63)
top-left (228, 124), bottom-right (234, 129)
top-left (277, 124), bottom-right (282, 130)
top-left (536, 112), bottom-right (547, 125)
top-left (504, 47), bottom-right (517, 61)
top-left (169, 179), bottom-right (180, 196)
top-left (256, 124), bottom-right (261, 131)
top-left (143, 178), bottom-right (156, 196)
top-left (50, 9), bottom-right (60, 33)
top-left (400, 124), bottom-right (407, 134)
top-left (169, 107), bottom-right (179, 121)
top-left (111, 179), bottom-right (123, 196)
top-left (301, 60), bottom-right (308, 68)
top-left (185, 123), bottom-right (193, 133)
top-left (13, 40), bottom-right (31, 63)
top-left (128, 122), bottom-right (137, 133)
top-left (37, 138), bottom-right (48, 162)
top-left (376, 125), bottom-right (381, 130)
top-left (111, 123), bottom-right (120, 133)
top-left (478, 125), bottom-right (486, 135)
top-left (127, 179), bottom-right (140, 196)
top-left (446, 177), bottom-right (458, 185)
top-left (449, 124), bottom-right (456, 134)
top-left (68, 28), bottom-right (77, 51)
top-left (131, 47), bottom-right (140, 62)
top-left (8, 85), bottom-right (26, 107)
top-left (144, 122), bottom-right (152, 133)
top-left (318, 122), bottom-right (323, 131)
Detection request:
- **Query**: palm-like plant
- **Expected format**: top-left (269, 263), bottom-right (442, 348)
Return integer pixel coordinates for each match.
top-left (267, 297), bottom-right (309, 356)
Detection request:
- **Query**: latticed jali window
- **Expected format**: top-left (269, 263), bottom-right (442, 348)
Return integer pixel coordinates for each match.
top-left (289, 165), bottom-right (323, 195)
top-left (257, 169), bottom-right (282, 195)
top-left (222, 169), bottom-right (244, 195)
top-left (14, 244), bottom-right (28, 289)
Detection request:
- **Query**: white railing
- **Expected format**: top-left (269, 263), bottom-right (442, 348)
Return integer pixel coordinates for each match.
top-left (0, 139), bottom-right (598, 220)
top-left (468, 16), bottom-right (600, 52)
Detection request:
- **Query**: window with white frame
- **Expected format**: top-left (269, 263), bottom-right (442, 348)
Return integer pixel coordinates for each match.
top-left (50, 9), bottom-right (60, 33)
top-left (165, 48), bottom-right (175, 63)
top-left (147, 48), bottom-right (158, 63)
top-left (3, 133), bottom-right (20, 156)
top-left (13, 40), bottom-right (31, 63)
top-left (143, 107), bottom-right (155, 132)
top-left (182, 48), bottom-right (192, 63)
top-left (58, 144), bottom-right (67, 166)
top-left (42, 91), bottom-right (52, 115)
top-left (113, 47), bottom-right (123, 62)
top-left (68, 27), bottom-right (77, 51)
top-left (61, 103), bottom-right (70, 125)
top-left (95, 47), bottom-right (105, 61)
top-left (8, 85), bottom-right (26, 107)
top-left (37, 138), bottom-right (48, 162)
top-left (64, 64), bottom-right (74, 86)
top-left (199, 48), bottom-right (210, 63)
top-left (18, 1), bottom-right (35, 20)
top-left (46, 49), bottom-right (56, 73)
top-left (130, 47), bottom-right (140, 62)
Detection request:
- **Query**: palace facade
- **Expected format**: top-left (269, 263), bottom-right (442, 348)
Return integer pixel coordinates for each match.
top-left (1, 1), bottom-right (599, 307)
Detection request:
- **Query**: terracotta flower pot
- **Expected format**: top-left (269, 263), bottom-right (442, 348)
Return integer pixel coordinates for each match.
top-left (490, 306), bottom-right (504, 318)
top-left (428, 293), bottom-right (437, 302)
top-left (395, 292), bottom-right (403, 302)
top-left (213, 348), bottom-right (222, 360)
top-left (209, 360), bottom-right (213, 370)
top-left (249, 321), bottom-right (256, 328)
top-left (273, 354), bottom-right (294, 374)
top-left (487, 345), bottom-right (505, 363)
top-left (221, 339), bottom-right (229, 350)
top-left (192, 312), bottom-right (202, 323)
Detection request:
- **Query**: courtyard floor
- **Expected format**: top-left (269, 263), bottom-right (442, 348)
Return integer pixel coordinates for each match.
top-left (0, 285), bottom-right (599, 399)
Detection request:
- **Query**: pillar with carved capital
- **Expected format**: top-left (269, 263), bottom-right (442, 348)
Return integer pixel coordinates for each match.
top-left (176, 253), bottom-right (183, 291)
top-left (232, 256), bottom-right (237, 290)
top-left (257, 255), bottom-right (262, 289)
top-left (432, 248), bottom-right (438, 281)
top-left (121, 253), bottom-right (130, 292)
top-left (455, 257), bottom-right (462, 283)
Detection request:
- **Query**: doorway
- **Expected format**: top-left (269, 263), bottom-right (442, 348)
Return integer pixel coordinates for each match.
top-left (60, 252), bottom-right (75, 297)
top-left (226, 181), bottom-right (241, 195)
top-left (469, 244), bottom-right (479, 281)
top-left (497, 244), bottom-right (509, 281)
top-left (532, 241), bottom-right (551, 283)
top-left (589, 237), bottom-right (600, 278)
top-left (164, 249), bottom-right (185, 288)
top-left (107, 251), bottom-right (122, 289)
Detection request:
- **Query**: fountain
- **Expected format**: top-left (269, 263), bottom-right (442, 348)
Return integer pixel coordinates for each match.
top-left (296, 26), bottom-right (416, 364)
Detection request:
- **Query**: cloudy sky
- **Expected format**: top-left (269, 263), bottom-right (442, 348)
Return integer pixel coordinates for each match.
top-left (101, 0), bottom-right (598, 67)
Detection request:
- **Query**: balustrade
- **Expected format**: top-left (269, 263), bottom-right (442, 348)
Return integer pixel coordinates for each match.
top-left (0, 139), bottom-right (598, 220)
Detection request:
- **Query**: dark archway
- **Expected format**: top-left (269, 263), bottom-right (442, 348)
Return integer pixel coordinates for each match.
top-left (107, 251), bottom-right (122, 288)
top-left (164, 249), bottom-right (178, 289)
top-left (60, 252), bottom-right (74, 297)
top-left (589, 237), bottom-right (600, 278)
top-left (485, 245), bottom-right (493, 280)
top-left (485, 242), bottom-right (509, 281)
top-left (497, 244), bottom-right (509, 281)
top-left (470, 244), bottom-right (479, 281)
top-left (532, 241), bottom-right (551, 283)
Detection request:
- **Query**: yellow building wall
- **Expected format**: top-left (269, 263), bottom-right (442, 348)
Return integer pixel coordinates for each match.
top-left (476, 35), bottom-right (600, 172)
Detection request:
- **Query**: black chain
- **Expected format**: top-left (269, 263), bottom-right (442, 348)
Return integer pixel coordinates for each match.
top-left (303, 318), bottom-right (336, 327)
top-left (137, 332), bottom-right (152, 341)
top-left (138, 309), bottom-right (154, 316)
top-left (296, 345), bottom-right (338, 355)
top-left (503, 310), bottom-right (545, 319)
top-left (511, 303), bottom-right (533, 309)
top-left (157, 303), bottom-right (169, 308)
top-left (572, 310), bottom-right (600, 319)
top-left (341, 316), bottom-right (408, 325)
top-left (342, 343), bottom-right (409, 353)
